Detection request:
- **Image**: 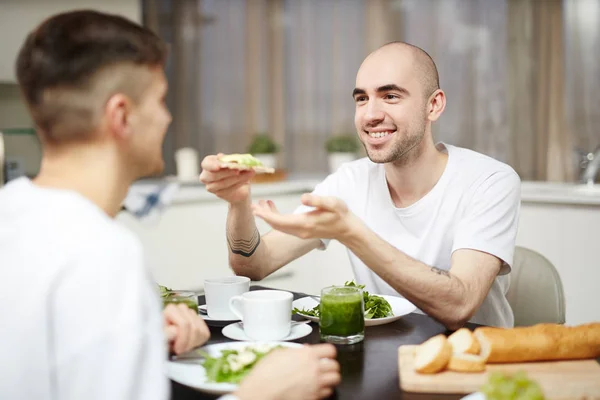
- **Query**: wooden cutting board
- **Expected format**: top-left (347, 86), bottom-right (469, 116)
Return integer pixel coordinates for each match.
top-left (398, 345), bottom-right (600, 399)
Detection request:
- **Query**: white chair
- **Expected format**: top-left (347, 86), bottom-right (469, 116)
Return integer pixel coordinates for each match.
top-left (506, 246), bottom-right (566, 326)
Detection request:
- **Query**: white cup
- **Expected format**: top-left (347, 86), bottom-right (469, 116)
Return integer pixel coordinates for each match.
top-left (229, 290), bottom-right (293, 340)
top-left (204, 276), bottom-right (250, 320)
top-left (175, 147), bottom-right (199, 181)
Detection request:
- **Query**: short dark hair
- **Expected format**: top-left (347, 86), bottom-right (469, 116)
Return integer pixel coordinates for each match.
top-left (381, 41), bottom-right (440, 98)
top-left (16, 10), bottom-right (167, 142)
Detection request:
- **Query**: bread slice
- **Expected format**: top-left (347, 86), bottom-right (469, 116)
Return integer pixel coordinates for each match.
top-left (474, 328), bottom-right (492, 363)
top-left (474, 322), bottom-right (600, 364)
top-left (414, 334), bottom-right (452, 374)
top-left (218, 161), bottom-right (275, 174)
top-left (447, 352), bottom-right (486, 372)
top-left (218, 154), bottom-right (275, 174)
top-left (448, 328), bottom-right (481, 355)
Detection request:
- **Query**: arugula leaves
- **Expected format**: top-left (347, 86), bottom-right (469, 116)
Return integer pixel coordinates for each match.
top-left (345, 280), bottom-right (393, 319)
top-left (292, 281), bottom-right (394, 319)
top-left (292, 305), bottom-right (320, 317)
top-left (364, 293), bottom-right (393, 319)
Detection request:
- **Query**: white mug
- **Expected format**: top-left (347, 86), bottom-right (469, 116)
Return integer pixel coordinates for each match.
top-left (175, 147), bottom-right (199, 181)
top-left (229, 290), bottom-right (293, 340)
top-left (204, 276), bottom-right (250, 320)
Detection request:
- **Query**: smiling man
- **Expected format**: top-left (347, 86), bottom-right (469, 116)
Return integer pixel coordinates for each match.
top-left (200, 41), bottom-right (521, 329)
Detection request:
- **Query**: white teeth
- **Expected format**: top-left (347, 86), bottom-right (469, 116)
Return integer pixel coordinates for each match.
top-left (368, 131), bottom-right (393, 139)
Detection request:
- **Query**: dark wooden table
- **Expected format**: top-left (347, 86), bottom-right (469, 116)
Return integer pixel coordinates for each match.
top-left (170, 285), bottom-right (477, 400)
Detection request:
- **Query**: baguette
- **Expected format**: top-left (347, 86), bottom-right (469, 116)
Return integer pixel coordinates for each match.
top-left (474, 322), bottom-right (600, 363)
top-left (414, 334), bottom-right (452, 374)
top-left (447, 353), bottom-right (486, 372)
top-left (448, 328), bottom-right (480, 355)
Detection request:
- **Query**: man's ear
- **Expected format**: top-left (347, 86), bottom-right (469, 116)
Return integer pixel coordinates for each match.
top-left (105, 93), bottom-right (133, 140)
top-left (427, 89), bottom-right (446, 122)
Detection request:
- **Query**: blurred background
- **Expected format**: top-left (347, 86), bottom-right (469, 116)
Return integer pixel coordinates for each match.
top-left (0, 0), bottom-right (599, 183)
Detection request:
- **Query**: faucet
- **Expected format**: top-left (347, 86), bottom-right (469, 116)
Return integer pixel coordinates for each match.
top-left (579, 145), bottom-right (600, 185)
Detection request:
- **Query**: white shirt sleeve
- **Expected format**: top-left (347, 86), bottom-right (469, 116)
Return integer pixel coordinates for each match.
top-left (452, 170), bottom-right (521, 274)
top-left (49, 236), bottom-right (168, 400)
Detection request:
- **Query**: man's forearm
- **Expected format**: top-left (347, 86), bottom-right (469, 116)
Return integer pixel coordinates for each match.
top-left (226, 199), bottom-right (269, 279)
top-left (339, 218), bottom-right (471, 329)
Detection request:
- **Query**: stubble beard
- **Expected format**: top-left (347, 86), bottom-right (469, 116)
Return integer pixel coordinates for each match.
top-left (362, 125), bottom-right (426, 166)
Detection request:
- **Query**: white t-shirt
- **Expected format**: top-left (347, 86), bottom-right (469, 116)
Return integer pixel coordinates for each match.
top-left (0, 178), bottom-right (169, 400)
top-left (298, 143), bottom-right (521, 327)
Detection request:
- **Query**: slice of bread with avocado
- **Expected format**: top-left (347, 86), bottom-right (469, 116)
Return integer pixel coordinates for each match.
top-left (218, 154), bottom-right (275, 174)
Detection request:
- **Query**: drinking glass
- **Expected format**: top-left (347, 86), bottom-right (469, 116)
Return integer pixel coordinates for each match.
top-left (319, 285), bottom-right (364, 344)
top-left (162, 291), bottom-right (199, 312)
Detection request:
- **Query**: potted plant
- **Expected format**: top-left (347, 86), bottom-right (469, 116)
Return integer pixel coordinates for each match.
top-left (325, 134), bottom-right (359, 172)
top-left (248, 133), bottom-right (279, 169)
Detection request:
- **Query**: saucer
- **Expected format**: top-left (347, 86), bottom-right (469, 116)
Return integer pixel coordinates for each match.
top-left (198, 304), bottom-right (240, 327)
top-left (222, 322), bottom-right (313, 342)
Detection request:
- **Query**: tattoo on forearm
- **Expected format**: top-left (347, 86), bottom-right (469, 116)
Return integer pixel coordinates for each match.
top-left (431, 267), bottom-right (450, 278)
top-left (227, 227), bottom-right (261, 257)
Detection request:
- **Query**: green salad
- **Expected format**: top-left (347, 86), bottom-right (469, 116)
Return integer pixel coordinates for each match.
top-left (202, 344), bottom-right (281, 384)
top-left (481, 371), bottom-right (545, 400)
top-left (292, 281), bottom-right (394, 319)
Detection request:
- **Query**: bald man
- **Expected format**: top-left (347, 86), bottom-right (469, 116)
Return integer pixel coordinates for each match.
top-left (200, 41), bottom-right (521, 329)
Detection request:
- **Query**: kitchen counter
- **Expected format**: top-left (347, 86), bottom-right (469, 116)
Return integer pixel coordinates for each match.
top-left (130, 176), bottom-right (600, 207)
top-left (130, 175), bottom-right (323, 205)
top-left (520, 181), bottom-right (600, 206)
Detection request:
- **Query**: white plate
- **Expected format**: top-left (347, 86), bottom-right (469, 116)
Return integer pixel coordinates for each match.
top-left (461, 392), bottom-right (484, 400)
top-left (222, 321), bottom-right (313, 341)
top-left (292, 294), bottom-right (416, 326)
top-left (167, 341), bottom-right (303, 395)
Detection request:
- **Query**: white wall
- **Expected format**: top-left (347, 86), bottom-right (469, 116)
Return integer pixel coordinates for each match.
top-left (0, 84), bottom-right (32, 128)
top-left (0, 0), bottom-right (141, 82)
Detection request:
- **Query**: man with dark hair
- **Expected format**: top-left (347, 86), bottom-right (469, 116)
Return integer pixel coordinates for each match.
top-left (0, 10), bottom-right (339, 400)
top-left (200, 41), bottom-right (521, 330)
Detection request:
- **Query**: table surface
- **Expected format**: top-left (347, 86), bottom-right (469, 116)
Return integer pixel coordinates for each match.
top-left (170, 285), bottom-right (477, 400)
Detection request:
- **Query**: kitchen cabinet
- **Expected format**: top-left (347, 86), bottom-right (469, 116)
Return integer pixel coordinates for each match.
top-left (516, 202), bottom-right (600, 326)
top-left (0, 0), bottom-right (141, 83)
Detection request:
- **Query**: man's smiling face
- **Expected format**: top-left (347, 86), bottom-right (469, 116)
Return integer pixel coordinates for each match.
top-left (353, 46), bottom-right (430, 164)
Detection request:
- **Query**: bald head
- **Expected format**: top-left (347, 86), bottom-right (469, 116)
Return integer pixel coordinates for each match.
top-left (362, 41), bottom-right (440, 99)
top-left (353, 42), bottom-right (446, 164)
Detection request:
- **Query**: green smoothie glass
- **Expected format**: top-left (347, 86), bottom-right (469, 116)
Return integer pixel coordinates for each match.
top-left (319, 285), bottom-right (365, 344)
